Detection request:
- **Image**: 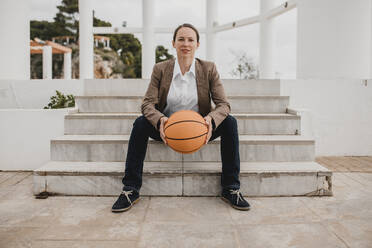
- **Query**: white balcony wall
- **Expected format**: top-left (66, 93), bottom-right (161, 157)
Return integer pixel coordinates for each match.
top-left (0, 109), bottom-right (70, 170)
top-left (281, 79), bottom-right (372, 156)
top-left (297, 0), bottom-right (371, 79)
top-left (0, 79), bottom-right (83, 170)
top-left (0, 79), bottom-right (83, 109)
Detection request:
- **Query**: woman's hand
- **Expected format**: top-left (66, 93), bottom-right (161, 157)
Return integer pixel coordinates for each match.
top-left (204, 116), bottom-right (213, 144)
top-left (159, 116), bottom-right (169, 144)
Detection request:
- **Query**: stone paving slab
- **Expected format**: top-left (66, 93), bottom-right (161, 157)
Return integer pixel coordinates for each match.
top-left (228, 197), bottom-right (322, 225)
top-left (30, 240), bottom-right (139, 248)
top-left (1, 169), bottom-right (372, 248)
top-left (316, 156), bottom-right (372, 172)
top-left (324, 218), bottom-right (372, 248)
top-left (137, 222), bottom-right (239, 248)
top-left (235, 222), bottom-right (348, 248)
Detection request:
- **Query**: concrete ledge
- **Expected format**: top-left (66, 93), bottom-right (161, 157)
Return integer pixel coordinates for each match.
top-left (75, 96), bottom-right (290, 113)
top-left (64, 112), bottom-right (301, 135)
top-left (33, 161), bottom-right (332, 197)
top-left (50, 135), bottom-right (315, 162)
top-left (83, 78), bottom-right (281, 96)
top-left (287, 107), bottom-right (313, 136)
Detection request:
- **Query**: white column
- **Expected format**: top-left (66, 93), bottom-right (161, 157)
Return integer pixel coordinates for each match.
top-left (42, 46), bottom-right (52, 79)
top-left (297, 0), bottom-right (370, 79)
top-left (142, 0), bottom-right (155, 79)
top-left (259, 0), bottom-right (276, 79)
top-left (107, 39), bottom-right (110, 48)
top-left (0, 0), bottom-right (30, 79)
top-left (79, 0), bottom-right (94, 79)
top-left (95, 39), bottom-right (98, 47)
top-left (206, 0), bottom-right (217, 61)
top-left (64, 52), bottom-right (72, 79)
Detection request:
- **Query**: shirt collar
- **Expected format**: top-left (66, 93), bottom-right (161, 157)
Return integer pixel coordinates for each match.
top-left (173, 57), bottom-right (196, 80)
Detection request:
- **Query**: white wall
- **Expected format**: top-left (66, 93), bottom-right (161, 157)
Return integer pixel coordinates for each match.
top-left (0, 0), bottom-right (30, 79)
top-left (297, 0), bottom-right (371, 79)
top-left (0, 79), bottom-right (83, 109)
top-left (0, 109), bottom-right (70, 171)
top-left (0, 79), bottom-right (82, 171)
top-left (371, 1), bottom-right (372, 78)
top-left (281, 79), bottom-right (372, 156)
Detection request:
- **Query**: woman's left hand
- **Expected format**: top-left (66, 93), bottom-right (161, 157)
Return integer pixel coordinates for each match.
top-left (204, 116), bottom-right (213, 144)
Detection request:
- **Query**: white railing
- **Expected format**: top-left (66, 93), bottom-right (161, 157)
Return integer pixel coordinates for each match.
top-left (92, 1), bottom-right (297, 35)
top-left (214, 0), bottom-right (297, 33)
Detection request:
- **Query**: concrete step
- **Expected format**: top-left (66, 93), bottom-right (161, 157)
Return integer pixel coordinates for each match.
top-left (64, 113), bottom-right (301, 135)
top-left (50, 135), bottom-right (314, 162)
top-left (33, 161), bottom-right (332, 197)
top-left (83, 79), bottom-right (281, 96)
top-left (75, 95), bottom-right (289, 113)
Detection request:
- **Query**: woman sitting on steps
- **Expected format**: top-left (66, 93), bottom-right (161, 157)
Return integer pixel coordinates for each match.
top-left (112, 23), bottom-right (250, 212)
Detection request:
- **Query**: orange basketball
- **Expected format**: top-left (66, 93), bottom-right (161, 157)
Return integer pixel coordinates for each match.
top-left (164, 110), bottom-right (208, 154)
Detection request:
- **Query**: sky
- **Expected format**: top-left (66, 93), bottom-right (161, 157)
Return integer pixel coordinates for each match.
top-left (30, 0), bottom-right (296, 78)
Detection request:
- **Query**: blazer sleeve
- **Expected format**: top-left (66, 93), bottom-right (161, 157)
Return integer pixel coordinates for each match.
top-left (207, 63), bottom-right (231, 129)
top-left (141, 64), bottom-right (165, 130)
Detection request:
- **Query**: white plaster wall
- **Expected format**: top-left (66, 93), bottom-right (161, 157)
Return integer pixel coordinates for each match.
top-left (281, 79), bottom-right (372, 156)
top-left (297, 0), bottom-right (371, 79)
top-left (371, 1), bottom-right (372, 78)
top-left (0, 79), bottom-right (83, 109)
top-left (0, 79), bottom-right (82, 171)
top-left (0, 0), bottom-right (30, 79)
top-left (0, 109), bottom-right (70, 170)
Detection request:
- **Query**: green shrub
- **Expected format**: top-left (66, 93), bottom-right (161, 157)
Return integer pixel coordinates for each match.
top-left (44, 90), bottom-right (75, 109)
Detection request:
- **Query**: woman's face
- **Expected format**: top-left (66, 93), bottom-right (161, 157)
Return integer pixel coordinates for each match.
top-left (172, 27), bottom-right (200, 60)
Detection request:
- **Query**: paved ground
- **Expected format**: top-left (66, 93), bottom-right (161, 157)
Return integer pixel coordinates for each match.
top-left (1, 157), bottom-right (372, 248)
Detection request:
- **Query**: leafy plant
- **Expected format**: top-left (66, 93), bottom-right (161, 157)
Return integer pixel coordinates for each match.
top-left (44, 90), bottom-right (75, 109)
top-left (230, 51), bottom-right (259, 79)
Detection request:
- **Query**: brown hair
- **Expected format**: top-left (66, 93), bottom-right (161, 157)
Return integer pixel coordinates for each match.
top-left (173, 23), bottom-right (200, 43)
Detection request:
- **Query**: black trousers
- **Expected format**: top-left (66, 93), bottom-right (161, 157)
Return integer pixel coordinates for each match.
top-left (122, 115), bottom-right (241, 192)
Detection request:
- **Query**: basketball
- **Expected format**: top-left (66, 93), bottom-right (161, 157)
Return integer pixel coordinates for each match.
top-left (164, 110), bottom-right (208, 154)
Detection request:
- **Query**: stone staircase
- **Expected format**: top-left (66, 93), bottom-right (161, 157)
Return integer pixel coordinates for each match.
top-left (33, 79), bottom-right (333, 197)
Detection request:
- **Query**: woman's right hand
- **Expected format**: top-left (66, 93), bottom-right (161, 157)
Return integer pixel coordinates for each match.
top-left (159, 116), bottom-right (168, 144)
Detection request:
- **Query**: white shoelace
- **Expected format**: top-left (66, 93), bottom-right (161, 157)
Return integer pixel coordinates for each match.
top-left (121, 190), bottom-right (133, 204)
top-left (230, 189), bottom-right (244, 205)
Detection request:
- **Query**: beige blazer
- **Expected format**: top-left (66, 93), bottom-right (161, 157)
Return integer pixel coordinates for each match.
top-left (141, 57), bottom-right (231, 130)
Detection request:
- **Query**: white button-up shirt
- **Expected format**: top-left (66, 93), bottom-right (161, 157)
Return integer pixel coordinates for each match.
top-left (163, 58), bottom-right (199, 117)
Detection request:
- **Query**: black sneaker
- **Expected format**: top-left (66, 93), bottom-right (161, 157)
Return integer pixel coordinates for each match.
top-left (112, 188), bottom-right (140, 212)
top-left (221, 189), bottom-right (251, 211)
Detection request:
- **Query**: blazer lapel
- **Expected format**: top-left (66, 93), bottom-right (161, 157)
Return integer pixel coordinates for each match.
top-left (195, 58), bottom-right (207, 114)
top-left (163, 58), bottom-right (175, 91)
top-left (159, 58), bottom-right (175, 110)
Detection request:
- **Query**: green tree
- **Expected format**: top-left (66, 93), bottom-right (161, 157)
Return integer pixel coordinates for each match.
top-left (30, 0), bottom-right (175, 78)
top-left (30, 21), bottom-right (60, 40)
top-left (104, 33), bottom-right (142, 78)
top-left (54, 0), bottom-right (79, 38)
top-left (156, 45), bottom-right (174, 63)
top-left (93, 16), bottom-right (111, 27)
